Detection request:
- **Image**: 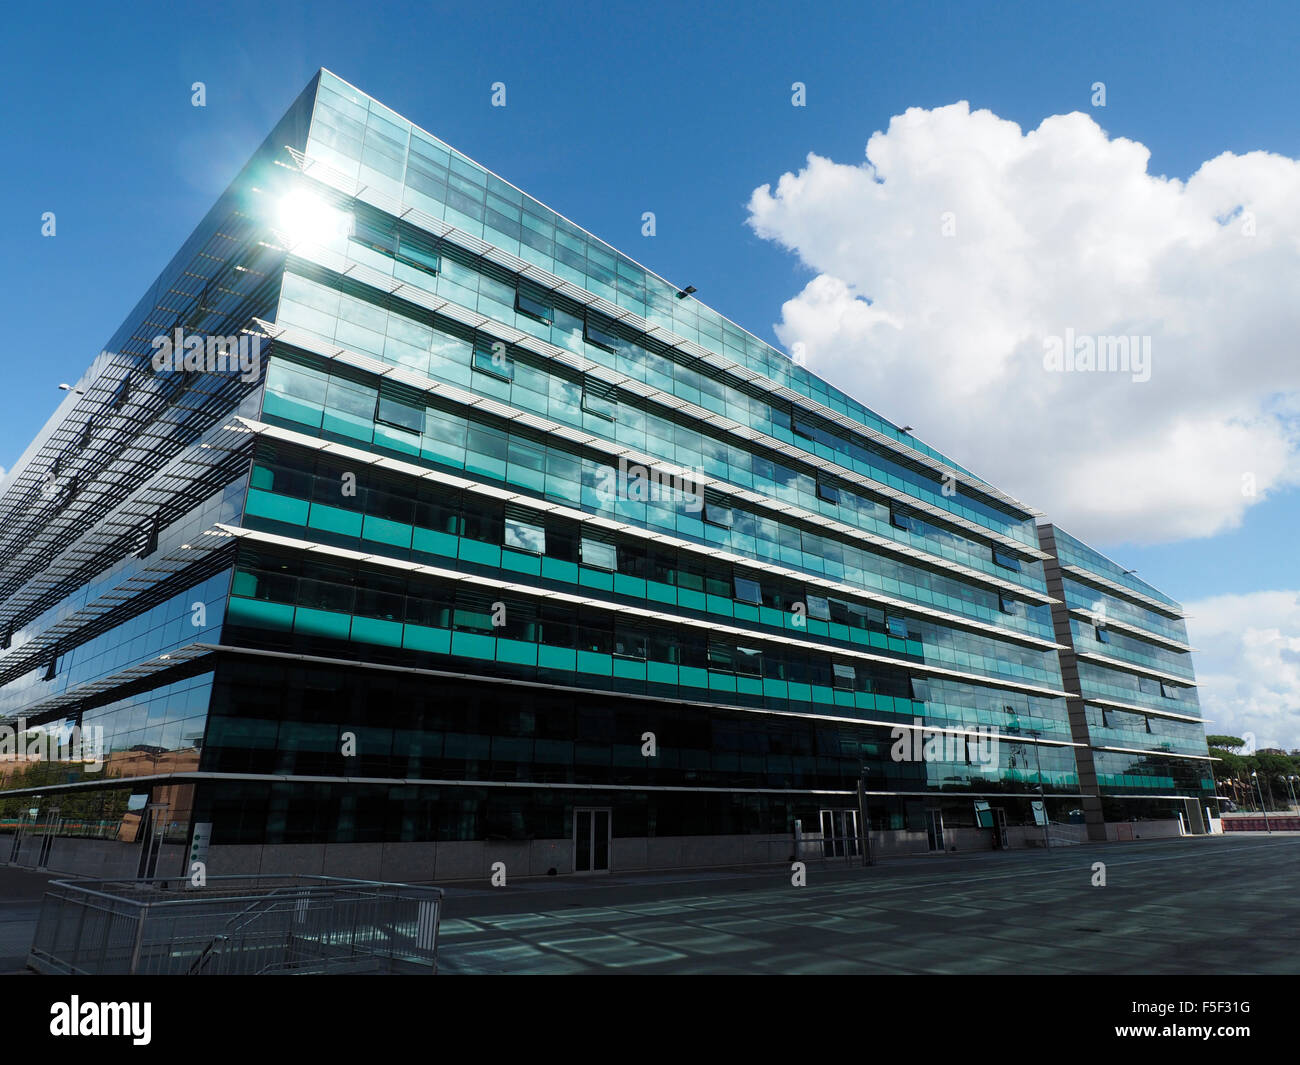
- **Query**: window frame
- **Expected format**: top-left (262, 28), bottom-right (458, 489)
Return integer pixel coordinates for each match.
top-left (805, 594), bottom-right (831, 621)
top-left (472, 340), bottom-right (515, 382)
top-left (350, 214), bottom-right (398, 256)
top-left (374, 390), bottom-right (425, 434)
top-left (394, 232), bottom-right (440, 275)
top-left (791, 407), bottom-right (817, 439)
top-left (892, 509), bottom-right (920, 535)
top-left (580, 537), bottom-right (618, 571)
top-left (703, 500), bottom-right (733, 528)
top-left (504, 517), bottom-right (547, 555)
top-left (992, 548), bottom-right (1021, 572)
top-left (733, 646), bottom-right (763, 677)
top-left (584, 317), bottom-right (619, 352)
top-left (515, 289), bottom-right (554, 325)
top-left (580, 378), bottom-right (618, 421)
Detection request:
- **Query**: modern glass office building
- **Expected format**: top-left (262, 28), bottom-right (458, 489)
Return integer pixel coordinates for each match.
top-left (0, 71), bottom-right (1213, 877)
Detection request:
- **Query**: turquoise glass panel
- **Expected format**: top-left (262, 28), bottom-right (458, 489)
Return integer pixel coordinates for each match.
top-left (412, 527), bottom-right (458, 558)
top-left (541, 558), bottom-right (579, 583)
top-left (501, 549), bottom-right (542, 576)
top-left (613, 657), bottom-right (646, 681)
top-left (262, 390), bottom-right (323, 428)
top-left (403, 624), bottom-right (451, 654)
top-left (538, 645), bottom-right (577, 671)
top-left (294, 607), bottom-right (351, 640)
top-left (361, 515), bottom-right (413, 548)
top-left (678, 666), bottom-right (709, 689)
top-left (309, 504), bottom-right (363, 538)
top-left (678, 589), bottom-right (706, 612)
top-left (227, 596), bottom-right (294, 631)
top-left (646, 581), bottom-right (676, 605)
top-left (647, 661), bottom-right (678, 685)
top-left (351, 616), bottom-right (404, 647)
top-left (458, 539), bottom-right (501, 567)
top-left (576, 650), bottom-right (612, 676)
top-left (451, 631), bottom-right (496, 659)
top-left (245, 489), bottom-right (308, 526)
top-left (613, 574), bottom-right (646, 598)
top-left (578, 568), bottom-right (613, 593)
top-left (496, 638), bottom-right (538, 666)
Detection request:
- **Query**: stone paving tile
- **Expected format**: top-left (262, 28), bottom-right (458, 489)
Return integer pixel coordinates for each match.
top-left (529, 929), bottom-right (686, 968)
top-left (691, 915), bottom-right (786, 936)
top-left (438, 939), bottom-right (591, 974)
top-left (601, 920), bottom-right (756, 954)
top-left (756, 953), bottom-right (919, 975)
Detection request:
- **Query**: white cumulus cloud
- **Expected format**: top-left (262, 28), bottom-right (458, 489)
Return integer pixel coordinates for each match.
top-left (1184, 590), bottom-right (1300, 751)
top-left (746, 102), bottom-right (1300, 544)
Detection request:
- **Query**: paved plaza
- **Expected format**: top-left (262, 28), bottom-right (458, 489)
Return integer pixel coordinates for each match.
top-left (1, 835), bottom-right (1294, 975)
top-left (432, 835), bottom-right (1299, 974)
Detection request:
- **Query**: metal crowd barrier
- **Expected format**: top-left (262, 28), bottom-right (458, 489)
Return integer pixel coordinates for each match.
top-left (27, 874), bottom-right (444, 975)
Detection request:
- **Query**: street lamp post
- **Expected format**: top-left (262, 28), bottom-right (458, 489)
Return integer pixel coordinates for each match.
top-left (1029, 732), bottom-right (1050, 849)
top-left (856, 775), bottom-right (873, 867)
top-left (1285, 775), bottom-right (1299, 814)
top-left (1252, 772), bottom-right (1271, 834)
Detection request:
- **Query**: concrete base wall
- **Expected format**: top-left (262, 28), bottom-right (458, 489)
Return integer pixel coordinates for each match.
top-left (0, 835), bottom-right (187, 879)
top-left (177, 827), bottom-right (1076, 881)
top-left (869, 830), bottom-right (933, 856)
top-left (2, 820), bottom-right (1188, 882)
top-left (203, 839), bottom-right (573, 883)
top-left (1105, 819), bottom-right (1184, 841)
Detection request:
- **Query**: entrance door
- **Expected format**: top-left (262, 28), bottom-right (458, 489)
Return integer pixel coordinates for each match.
top-left (573, 808), bottom-right (611, 874)
top-left (927, 809), bottom-right (945, 851)
top-left (819, 809), bottom-right (860, 858)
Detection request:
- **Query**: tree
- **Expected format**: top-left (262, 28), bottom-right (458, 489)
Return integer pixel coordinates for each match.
top-left (1256, 751), bottom-right (1298, 810)
top-left (1206, 738), bottom-right (1248, 806)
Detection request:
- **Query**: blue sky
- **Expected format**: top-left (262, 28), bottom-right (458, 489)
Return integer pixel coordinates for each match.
top-left (3, 0), bottom-right (1297, 740)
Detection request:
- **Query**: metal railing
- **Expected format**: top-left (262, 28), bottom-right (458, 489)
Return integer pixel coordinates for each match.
top-left (27, 874), bottom-right (444, 975)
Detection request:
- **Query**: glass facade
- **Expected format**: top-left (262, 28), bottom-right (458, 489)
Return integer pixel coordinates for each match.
top-left (1037, 524), bottom-right (1214, 831)
top-left (0, 70), bottom-right (1213, 868)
